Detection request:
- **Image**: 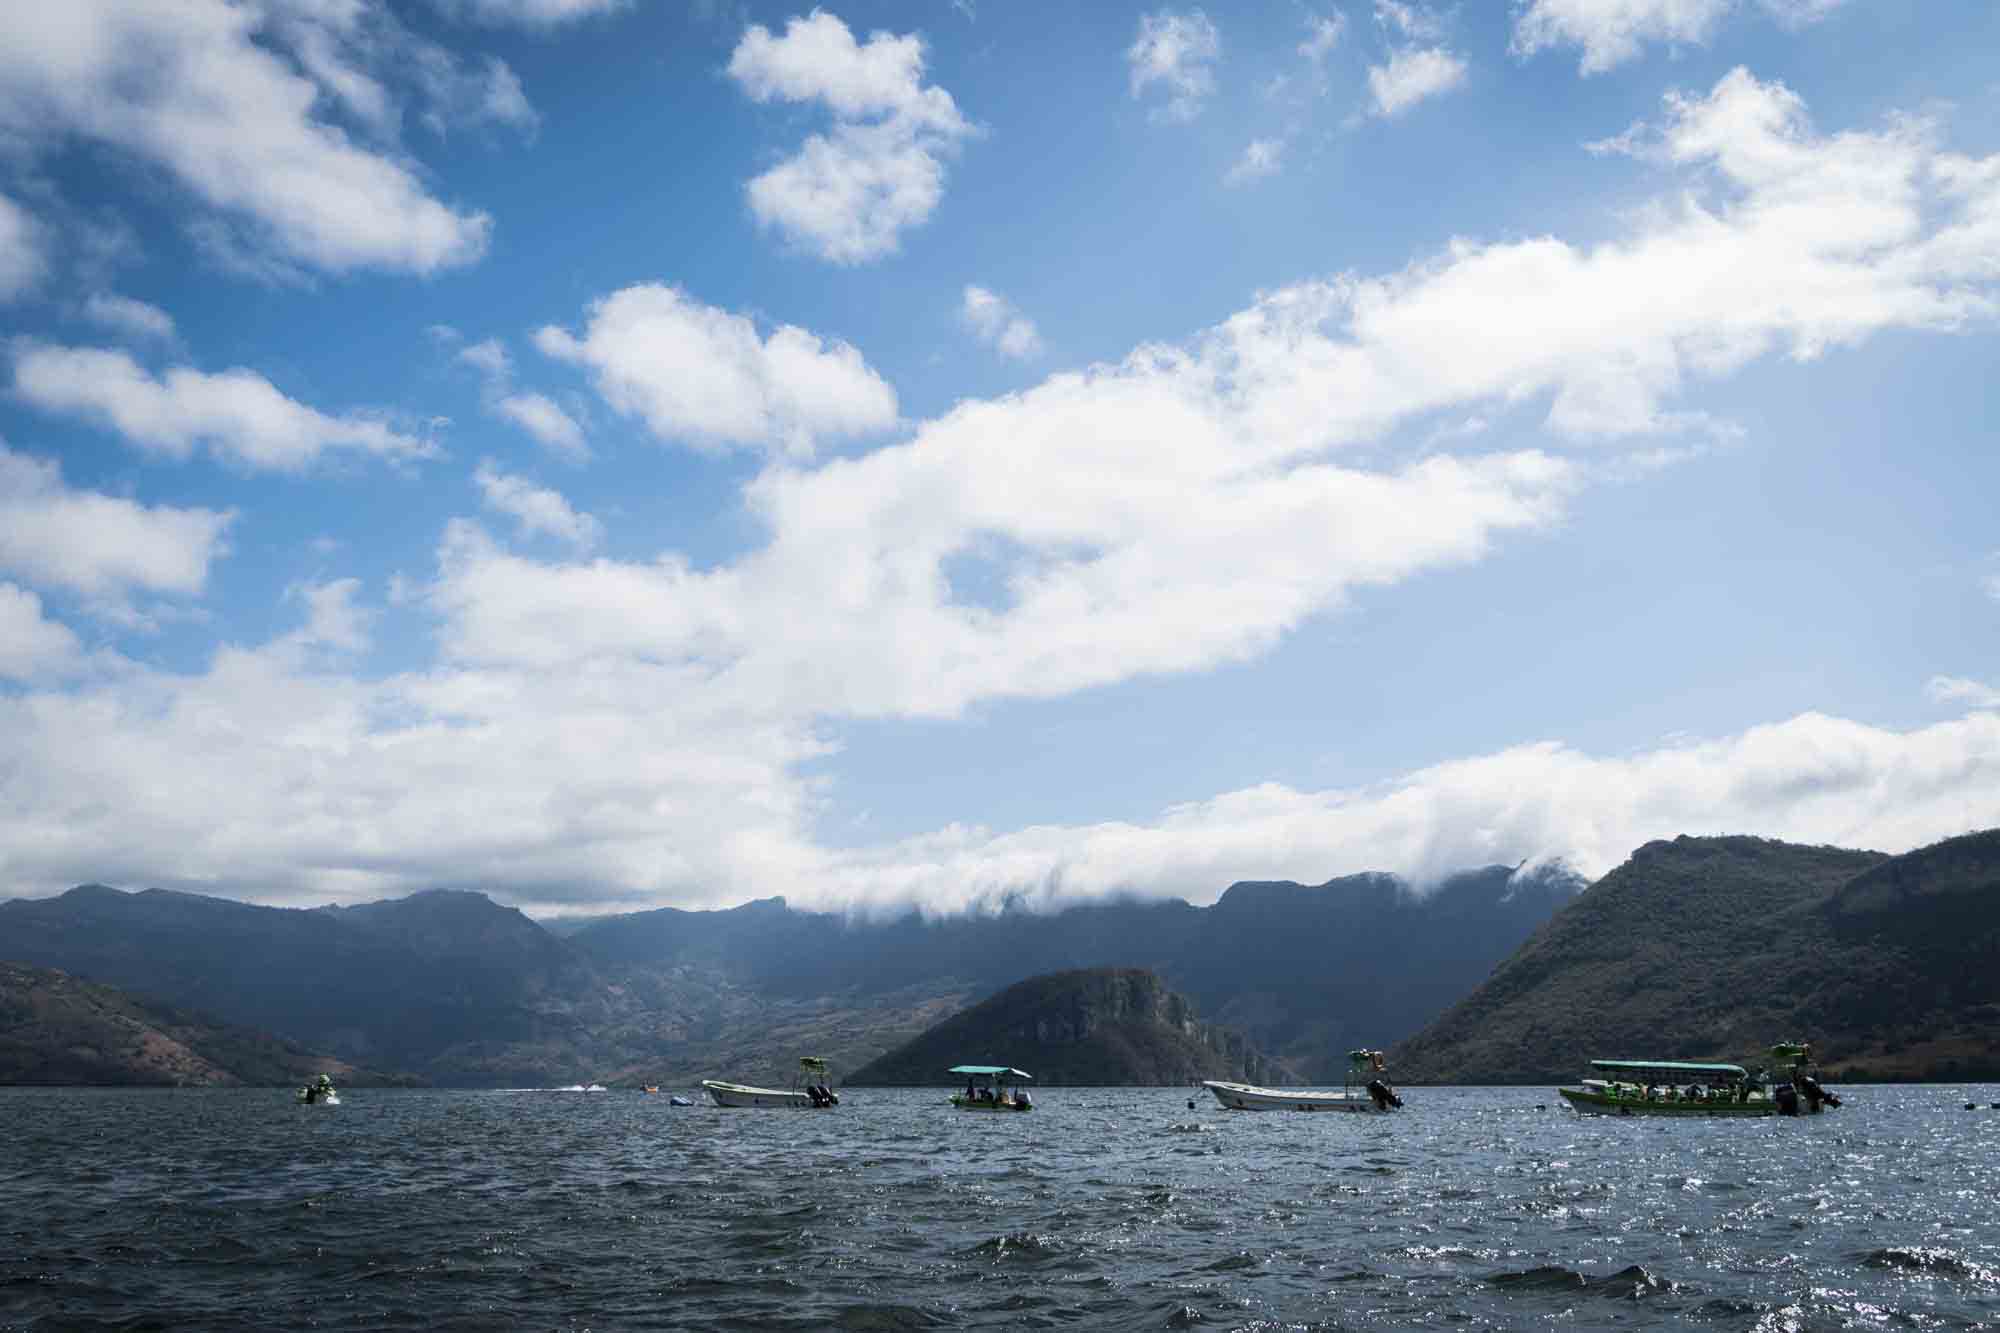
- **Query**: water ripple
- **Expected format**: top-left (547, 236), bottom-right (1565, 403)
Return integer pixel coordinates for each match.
top-left (2, 1084), bottom-right (1998, 1329)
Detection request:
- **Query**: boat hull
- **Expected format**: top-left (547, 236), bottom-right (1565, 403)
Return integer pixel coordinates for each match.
top-left (950, 1095), bottom-right (1031, 1111)
top-left (700, 1080), bottom-right (829, 1109)
top-left (1202, 1081), bottom-right (1388, 1113)
top-left (1559, 1088), bottom-right (1779, 1117)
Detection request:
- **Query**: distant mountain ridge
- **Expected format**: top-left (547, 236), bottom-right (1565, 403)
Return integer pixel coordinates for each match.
top-left (849, 968), bottom-right (1281, 1086)
top-left (0, 862), bottom-right (1582, 1085)
top-left (565, 863), bottom-right (1583, 1082)
top-left (1390, 830), bottom-right (2000, 1083)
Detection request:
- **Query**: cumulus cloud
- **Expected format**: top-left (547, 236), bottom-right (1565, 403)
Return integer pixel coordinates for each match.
top-left (812, 710), bottom-right (2000, 916)
top-left (496, 393), bottom-right (588, 460)
top-left (1362, 1), bottom-right (1465, 117)
top-left (473, 460), bottom-right (604, 550)
top-left (1374, 0), bottom-right (1447, 41)
top-left (1300, 11), bottom-right (1347, 67)
top-left (535, 283), bottom-right (898, 457)
top-left (1225, 138), bottom-right (1285, 185)
top-left (81, 293), bottom-right (175, 342)
top-left (1367, 45), bottom-right (1468, 117)
top-left (0, 442), bottom-right (233, 599)
top-left (729, 10), bottom-right (975, 263)
top-left (427, 0), bottom-right (631, 29)
top-left (1929, 676), bottom-right (2000, 710)
top-left (0, 192), bottom-right (48, 300)
top-left (12, 343), bottom-right (434, 471)
top-left (0, 0), bottom-right (494, 275)
top-left (1, 73), bottom-right (1997, 912)
top-left (960, 285), bottom-right (1044, 358)
top-left (1127, 9), bottom-right (1221, 123)
top-left (0, 582), bottom-right (84, 681)
top-left (1514, 0), bottom-right (1851, 75)
top-left (449, 334), bottom-right (588, 460)
top-left (262, 1), bottom-right (538, 142)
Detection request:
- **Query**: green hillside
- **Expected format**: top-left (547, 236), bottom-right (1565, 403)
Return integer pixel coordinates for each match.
top-left (1390, 830), bottom-right (2000, 1083)
top-left (0, 962), bottom-right (386, 1086)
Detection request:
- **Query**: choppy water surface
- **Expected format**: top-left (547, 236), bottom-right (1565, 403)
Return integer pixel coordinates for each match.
top-left (4, 1084), bottom-right (1998, 1330)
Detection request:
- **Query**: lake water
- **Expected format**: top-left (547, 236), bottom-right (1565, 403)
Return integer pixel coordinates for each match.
top-left (3, 1084), bottom-right (1997, 1330)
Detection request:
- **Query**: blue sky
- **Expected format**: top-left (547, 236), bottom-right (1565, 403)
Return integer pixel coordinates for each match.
top-left (1, 0), bottom-right (1996, 917)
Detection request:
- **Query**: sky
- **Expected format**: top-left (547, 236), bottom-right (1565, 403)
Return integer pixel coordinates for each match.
top-left (1, 0), bottom-right (1996, 919)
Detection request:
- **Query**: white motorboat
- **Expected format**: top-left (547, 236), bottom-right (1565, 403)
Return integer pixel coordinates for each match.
top-left (701, 1056), bottom-right (840, 1109)
top-left (1203, 1049), bottom-right (1403, 1113)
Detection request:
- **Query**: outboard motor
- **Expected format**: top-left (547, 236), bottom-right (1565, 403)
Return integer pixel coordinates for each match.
top-left (1797, 1074), bottom-right (1839, 1112)
top-left (820, 1085), bottom-right (839, 1106)
top-left (1367, 1079), bottom-right (1403, 1111)
top-left (1775, 1083), bottom-right (1800, 1116)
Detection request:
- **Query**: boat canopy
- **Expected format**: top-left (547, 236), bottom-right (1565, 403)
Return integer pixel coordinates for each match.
top-left (1590, 1059), bottom-right (1748, 1078)
top-left (799, 1057), bottom-right (828, 1071)
top-left (949, 1065), bottom-right (1032, 1079)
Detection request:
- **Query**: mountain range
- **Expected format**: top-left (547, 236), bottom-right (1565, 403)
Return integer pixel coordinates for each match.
top-left (10, 827), bottom-right (1990, 1089)
top-left (0, 862), bottom-right (1579, 1085)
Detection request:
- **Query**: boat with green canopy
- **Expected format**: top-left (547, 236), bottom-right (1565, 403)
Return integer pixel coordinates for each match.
top-left (949, 1065), bottom-right (1033, 1112)
top-left (1559, 1043), bottom-right (1842, 1117)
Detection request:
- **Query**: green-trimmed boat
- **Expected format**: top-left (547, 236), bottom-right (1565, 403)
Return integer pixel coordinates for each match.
top-left (949, 1065), bottom-right (1033, 1112)
top-left (1558, 1044), bottom-right (1842, 1118)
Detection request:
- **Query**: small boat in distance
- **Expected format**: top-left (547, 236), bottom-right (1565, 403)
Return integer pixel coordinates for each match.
top-left (950, 1065), bottom-right (1033, 1111)
top-left (1204, 1049), bottom-right (1403, 1113)
top-left (701, 1057), bottom-right (841, 1109)
top-left (1559, 1043), bottom-right (1843, 1117)
top-left (296, 1073), bottom-right (339, 1105)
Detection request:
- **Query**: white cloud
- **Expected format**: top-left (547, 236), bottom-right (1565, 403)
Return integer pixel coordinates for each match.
top-left (1128, 9), bottom-right (1221, 123)
top-left (451, 336), bottom-right (588, 460)
top-left (458, 338), bottom-right (512, 380)
top-left (960, 285), bottom-right (1044, 359)
top-left (261, 1), bottom-right (538, 143)
top-left (535, 283), bottom-right (898, 457)
top-left (430, 0), bottom-right (632, 27)
top-left (81, 293), bottom-right (176, 342)
top-left (473, 460), bottom-right (604, 550)
top-left (1929, 676), bottom-right (2000, 710)
top-left (1375, 0), bottom-right (1446, 41)
top-left (1225, 138), bottom-right (1285, 186)
top-left (12, 342), bottom-right (434, 471)
top-left (0, 192), bottom-right (48, 300)
top-left (729, 11), bottom-right (974, 263)
top-left (1513, 0), bottom-right (1850, 75)
top-left (0, 582), bottom-right (84, 681)
top-left (286, 578), bottom-right (373, 654)
top-left (1, 72), bottom-right (1997, 912)
top-left (1300, 12), bottom-right (1347, 67)
top-left (1367, 45), bottom-right (1468, 117)
top-left (812, 709), bottom-right (2000, 915)
top-left (0, 0), bottom-right (492, 275)
top-left (497, 393), bottom-right (588, 461)
top-left (0, 442), bottom-right (233, 599)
